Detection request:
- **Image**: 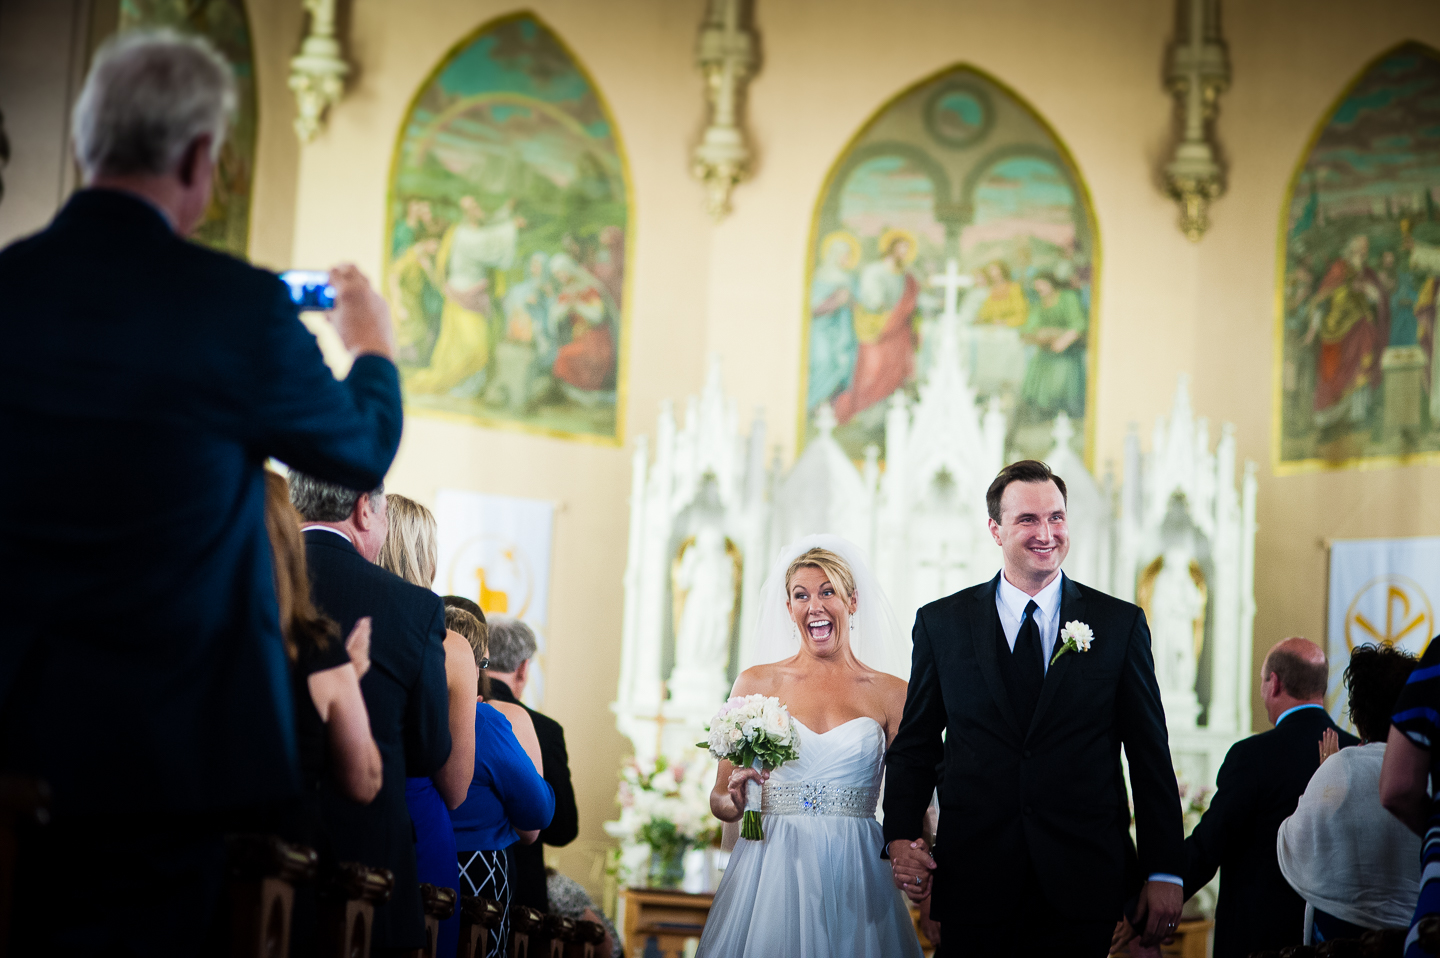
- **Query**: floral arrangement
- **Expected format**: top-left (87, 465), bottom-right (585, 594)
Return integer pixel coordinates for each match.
top-left (603, 755), bottom-right (720, 889)
top-left (699, 694), bottom-right (801, 840)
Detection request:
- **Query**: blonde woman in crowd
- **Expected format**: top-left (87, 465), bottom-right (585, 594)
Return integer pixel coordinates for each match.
top-left (377, 494), bottom-right (478, 958)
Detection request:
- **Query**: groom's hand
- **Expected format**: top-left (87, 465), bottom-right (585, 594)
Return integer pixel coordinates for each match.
top-left (887, 838), bottom-right (935, 902)
top-left (1131, 880), bottom-right (1183, 947)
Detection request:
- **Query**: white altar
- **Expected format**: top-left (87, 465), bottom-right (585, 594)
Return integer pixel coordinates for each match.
top-left (614, 263), bottom-right (1259, 799)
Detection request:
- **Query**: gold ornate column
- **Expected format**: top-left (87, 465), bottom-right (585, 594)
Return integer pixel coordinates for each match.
top-left (692, 0), bottom-right (759, 221)
top-left (1163, 0), bottom-right (1229, 241)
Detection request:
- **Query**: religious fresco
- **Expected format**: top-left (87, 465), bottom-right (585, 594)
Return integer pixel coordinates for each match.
top-left (385, 14), bottom-right (629, 443)
top-left (1276, 43), bottom-right (1440, 472)
top-left (801, 67), bottom-right (1098, 464)
top-left (118, 0), bottom-right (256, 258)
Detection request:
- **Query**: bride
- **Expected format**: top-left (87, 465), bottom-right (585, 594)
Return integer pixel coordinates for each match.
top-left (695, 535), bottom-right (923, 958)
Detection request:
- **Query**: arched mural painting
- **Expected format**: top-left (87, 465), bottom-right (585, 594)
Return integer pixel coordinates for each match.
top-left (800, 67), bottom-right (1099, 464)
top-left (1274, 43), bottom-right (1440, 473)
top-left (119, 0), bottom-right (256, 258)
top-left (385, 13), bottom-right (631, 444)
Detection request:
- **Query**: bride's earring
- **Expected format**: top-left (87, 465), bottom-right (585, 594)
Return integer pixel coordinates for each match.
top-left (793, 620), bottom-right (800, 642)
top-left (849, 614), bottom-right (856, 635)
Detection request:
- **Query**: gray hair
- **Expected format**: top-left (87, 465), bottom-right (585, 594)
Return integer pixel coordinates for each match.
top-left (72, 29), bottom-right (235, 181)
top-left (288, 472), bottom-right (384, 523)
top-left (486, 616), bottom-right (538, 673)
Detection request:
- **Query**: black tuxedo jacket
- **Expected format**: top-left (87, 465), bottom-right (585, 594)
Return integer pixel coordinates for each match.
top-left (304, 530), bottom-right (452, 950)
top-left (488, 679), bottom-right (579, 912)
top-left (883, 573), bottom-right (1184, 924)
top-left (0, 190), bottom-right (402, 818)
top-left (1181, 706), bottom-right (1359, 958)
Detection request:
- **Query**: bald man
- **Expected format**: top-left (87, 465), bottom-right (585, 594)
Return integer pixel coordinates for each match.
top-left (1120, 638), bottom-right (1359, 958)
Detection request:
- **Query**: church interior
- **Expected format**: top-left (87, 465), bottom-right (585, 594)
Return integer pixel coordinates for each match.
top-left (4, 0), bottom-right (1440, 952)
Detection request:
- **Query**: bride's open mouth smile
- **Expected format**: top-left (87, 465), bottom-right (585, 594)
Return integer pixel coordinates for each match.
top-left (807, 616), bottom-right (834, 639)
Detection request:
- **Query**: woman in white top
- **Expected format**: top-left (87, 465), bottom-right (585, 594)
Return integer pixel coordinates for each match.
top-left (1277, 643), bottom-right (1421, 944)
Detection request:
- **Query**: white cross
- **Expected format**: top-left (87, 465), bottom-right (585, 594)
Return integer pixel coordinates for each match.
top-left (929, 258), bottom-right (973, 321)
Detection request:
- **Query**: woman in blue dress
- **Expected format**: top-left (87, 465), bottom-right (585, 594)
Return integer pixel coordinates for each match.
top-left (446, 607), bottom-right (555, 958)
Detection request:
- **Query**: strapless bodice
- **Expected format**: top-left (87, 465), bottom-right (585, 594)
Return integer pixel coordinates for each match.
top-left (761, 717), bottom-right (885, 819)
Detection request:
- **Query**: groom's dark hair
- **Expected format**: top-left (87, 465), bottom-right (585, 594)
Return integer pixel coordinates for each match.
top-left (986, 460), bottom-right (1067, 523)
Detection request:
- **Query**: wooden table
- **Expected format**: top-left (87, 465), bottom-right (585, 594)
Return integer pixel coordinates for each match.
top-left (621, 888), bottom-right (713, 958)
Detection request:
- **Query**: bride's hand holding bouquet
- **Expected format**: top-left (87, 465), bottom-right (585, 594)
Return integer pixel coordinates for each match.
top-left (700, 694), bottom-right (800, 840)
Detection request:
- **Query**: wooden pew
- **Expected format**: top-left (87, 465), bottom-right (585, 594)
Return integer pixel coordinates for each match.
top-left (541, 913), bottom-right (575, 957)
top-left (458, 896), bottom-right (504, 958)
top-left (225, 834), bottom-right (318, 958)
top-left (416, 883), bottom-right (457, 958)
top-left (567, 919), bottom-right (607, 958)
top-left (509, 904), bottom-right (545, 958)
top-left (319, 861), bottom-right (394, 958)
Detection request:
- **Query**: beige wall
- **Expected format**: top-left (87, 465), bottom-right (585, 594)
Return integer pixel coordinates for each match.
top-left (9, 0), bottom-right (1440, 895)
top-left (266, 0), bottom-right (1440, 891)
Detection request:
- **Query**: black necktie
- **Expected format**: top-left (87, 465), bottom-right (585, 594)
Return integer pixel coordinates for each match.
top-left (1012, 600), bottom-right (1044, 729)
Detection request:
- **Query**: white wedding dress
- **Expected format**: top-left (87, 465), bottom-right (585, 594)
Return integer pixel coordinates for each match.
top-left (695, 716), bottom-right (923, 958)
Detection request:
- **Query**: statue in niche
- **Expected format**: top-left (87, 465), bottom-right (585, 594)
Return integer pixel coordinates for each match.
top-left (670, 526), bottom-right (740, 699)
top-left (1141, 546), bottom-right (1207, 726)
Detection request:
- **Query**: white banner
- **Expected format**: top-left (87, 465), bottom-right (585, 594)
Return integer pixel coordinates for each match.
top-left (1326, 536), bottom-right (1440, 724)
top-left (435, 489), bottom-right (555, 707)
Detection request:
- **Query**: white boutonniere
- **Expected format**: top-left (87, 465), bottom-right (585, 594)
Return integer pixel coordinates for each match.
top-left (1050, 620), bottom-right (1094, 665)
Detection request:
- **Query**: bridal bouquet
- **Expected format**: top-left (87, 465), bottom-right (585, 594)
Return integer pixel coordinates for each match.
top-left (699, 694), bottom-right (800, 840)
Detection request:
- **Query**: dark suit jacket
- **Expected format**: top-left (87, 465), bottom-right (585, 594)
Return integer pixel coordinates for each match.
top-left (883, 573), bottom-right (1184, 924)
top-left (0, 190), bottom-right (402, 818)
top-left (304, 530), bottom-right (452, 950)
top-left (1181, 706), bottom-right (1360, 958)
top-left (488, 679), bottom-right (578, 912)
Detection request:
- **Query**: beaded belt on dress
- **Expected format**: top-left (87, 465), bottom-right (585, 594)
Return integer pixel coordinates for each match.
top-left (761, 782), bottom-right (878, 818)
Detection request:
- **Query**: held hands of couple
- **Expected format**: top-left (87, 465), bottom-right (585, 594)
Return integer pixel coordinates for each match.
top-left (887, 838), bottom-right (935, 902)
top-left (1109, 881), bottom-right (1184, 953)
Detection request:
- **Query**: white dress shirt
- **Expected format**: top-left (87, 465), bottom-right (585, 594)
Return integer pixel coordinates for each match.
top-left (995, 570), bottom-right (1064, 672)
top-left (300, 524), bottom-right (354, 545)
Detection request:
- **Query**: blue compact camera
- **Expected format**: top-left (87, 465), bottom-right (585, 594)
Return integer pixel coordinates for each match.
top-left (280, 270), bottom-right (336, 311)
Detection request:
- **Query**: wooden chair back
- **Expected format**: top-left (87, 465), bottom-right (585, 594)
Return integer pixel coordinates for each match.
top-left (225, 834), bottom-right (318, 958)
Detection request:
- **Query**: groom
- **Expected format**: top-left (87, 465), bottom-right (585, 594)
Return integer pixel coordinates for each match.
top-left (884, 460), bottom-right (1184, 955)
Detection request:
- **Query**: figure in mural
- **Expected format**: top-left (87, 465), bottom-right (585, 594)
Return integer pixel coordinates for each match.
top-left (832, 230), bottom-right (920, 425)
top-left (1019, 272), bottom-right (1087, 422)
top-left (1150, 549), bottom-right (1205, 726)
top-left (671, 526), bottom-right (736, 684)
top-left (547, 253), bottom-right (617, 399)
top-left (386, 14), bottom-right (628, 440)
top-left (803, 68), bottom-right (1096, 462)
top-left (1278, 43), bottom-right (1440, 467)
top-left (807, 230), bottom-right (861, 411)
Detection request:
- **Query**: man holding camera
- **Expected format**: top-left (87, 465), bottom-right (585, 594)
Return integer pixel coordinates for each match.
top-left (0, 29), bottom-right (403, 954)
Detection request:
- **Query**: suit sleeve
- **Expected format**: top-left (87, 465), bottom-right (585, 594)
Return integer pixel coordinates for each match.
top-left (539, 720), bottom-right (579, 847)
top-left (249, 281), bottom-right (403, 491)
top-left (404, 597), bottom-right (454, 777)
top-left (1116, 607), bottom-right (1186, 878)
top-left (1181, 739), bottom-right (1255, 898)
top-left (882, 609), bottom-right (947, 851)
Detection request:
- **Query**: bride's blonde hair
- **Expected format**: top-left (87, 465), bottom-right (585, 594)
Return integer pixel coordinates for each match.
top-left (784, 548), bottom-right (856, 603)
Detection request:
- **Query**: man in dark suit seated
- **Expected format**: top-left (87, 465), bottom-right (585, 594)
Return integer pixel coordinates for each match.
top-left (290, 473), bottom-right (452, 957)
top-left (0, 30), bottom-right (402, 955)
top-left (478, 614), bottom-right (579, 913)
top-left (1116, 636), bottom-right (1359, 958)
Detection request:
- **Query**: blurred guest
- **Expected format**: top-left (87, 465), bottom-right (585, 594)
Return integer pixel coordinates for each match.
top-left (1382, 637), bottom-right (1440, 958)
top-left (485, 615), bottom-right (579, 914)
top-left (1115, 637), bottom-right (1359, 958)
top-left (377, 494), bottom-right (478, 958)
top-left (0, 29), bottom-right (401, 954)
top-left (547, 870), bottom-right (621, 958)
top-left (1278, 644), bottom-right (1419, 943)
top-left (263, 470), bottom-right (382, 952)
top-left (291, 473), bottom-right (452, 957)
top-left (446, 608), bottom-right (554, 958)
